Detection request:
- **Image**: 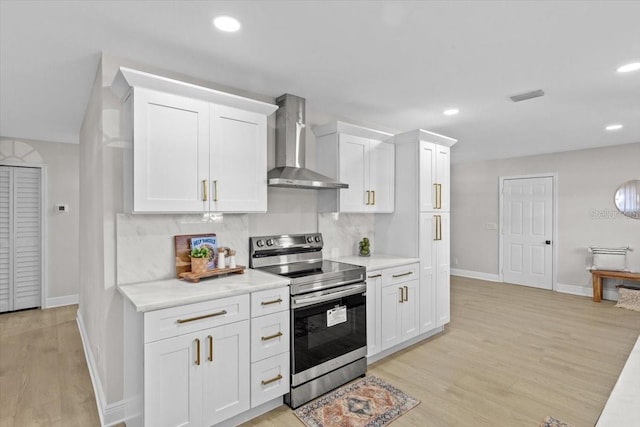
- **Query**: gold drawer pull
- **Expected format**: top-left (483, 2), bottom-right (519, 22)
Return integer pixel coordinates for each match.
top-left (261, 374), bottom-right (283, 386)
top-left (177, 310), bottom-right (227, 324)
top-left (404, 285), bottom-right (409, 302)
top-left (392, 271), bottom-right (413, 278)
top-left (367, 274), bottom-right (382, 279)
top-left (261, 298), bottom-right (283, 306)
top-left (372, 190), bottom-right (376, 205)
top-left (261, 332), bottom-right (283, 341)
top-left (195, 338), bottom-right (201, 366)
top-left (399, 288), bottom-right (403, 303)
top-left (366, 190), bottom-right (371, 205)
top-left (208, 335), bottom-right (213, 362)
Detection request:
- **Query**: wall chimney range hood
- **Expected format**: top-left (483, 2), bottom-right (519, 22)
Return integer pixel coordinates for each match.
top-left (268, 94), bottom-right (348, 190)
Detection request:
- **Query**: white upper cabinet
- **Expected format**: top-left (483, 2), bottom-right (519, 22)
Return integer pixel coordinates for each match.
top-left (112, 67), bottom-right (277, 214)
top-left (419, 141), bottom-right (451, 212)
top-left (132, 88), bottom-right (210, 213)
top-left (315, 121), bottom-right (394, 213)
top-left (210, 105), bottom-right (267, 212)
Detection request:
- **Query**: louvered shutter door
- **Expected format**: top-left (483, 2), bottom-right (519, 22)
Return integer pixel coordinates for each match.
top-left (13, 167), bottom-right (41, 310)
top-left (0, 166), bottom-right (11, 312)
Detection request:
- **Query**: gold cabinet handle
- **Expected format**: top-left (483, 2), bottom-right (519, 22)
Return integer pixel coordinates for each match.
top-left (372, 190), bottom-right (376, 205)
top-left (176, 310), bottom-right (227, 324)
top-left (212, 180), bottom-right (219, 202)
top-left (366, 190), bottom-right (371, 205)
top-left (261, 298), bottom-right (283, 306)
top-left (261, 374), bottom-right (283, 386)
top-left (202, 180), bottom-right (208, 202)
top-left (208, 335), bottom-right (213, 362)
top-left (435, 215), bottom-right (442, 241)
top-left (195, 338), bottom-right (201, 366)
top-left (399, 287), bottom-right (404, 303)
top-left (392, 271), bottom-right (413, 278)
top-left (261, 331), bottom-right (283, 341)
top-left (437, 183), bottom-right (442, 209)
top-left (367, 274), bottom-right (382, 279)
top-left (403, 285), bottom-right (409, 302)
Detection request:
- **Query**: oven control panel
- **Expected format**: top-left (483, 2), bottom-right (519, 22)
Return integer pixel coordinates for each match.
top-left (250, 233), bottom-right (323, 254)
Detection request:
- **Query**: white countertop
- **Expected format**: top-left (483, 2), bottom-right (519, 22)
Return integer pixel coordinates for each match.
top-left (118, 269), bottom-right (290, 312)
top-left (331, 254), bottom-right (419, 270)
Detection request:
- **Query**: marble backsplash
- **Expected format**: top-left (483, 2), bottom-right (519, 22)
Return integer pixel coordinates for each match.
top-left (318, 213), bottom-right (375, 259)
top-left (116, 213), bottom-right (249, 285)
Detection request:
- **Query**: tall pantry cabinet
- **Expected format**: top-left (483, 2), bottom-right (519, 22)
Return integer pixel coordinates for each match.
top-left (376, 129), bottom-right (457, 333)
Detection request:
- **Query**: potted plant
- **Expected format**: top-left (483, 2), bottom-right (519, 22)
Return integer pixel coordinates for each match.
top-left (358, 237), bottom-right (370, 257)
top-left (190, 247), bottom-right (210, 274)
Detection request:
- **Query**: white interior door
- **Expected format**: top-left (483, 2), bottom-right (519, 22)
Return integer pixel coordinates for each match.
top-left (0, 166), bottom-right (42, 312)
top-left (501, 176), bottom-right (553, 290)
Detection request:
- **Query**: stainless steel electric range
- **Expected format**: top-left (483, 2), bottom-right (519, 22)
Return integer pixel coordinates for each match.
top-left (249, 233), bottom-right (367, 408)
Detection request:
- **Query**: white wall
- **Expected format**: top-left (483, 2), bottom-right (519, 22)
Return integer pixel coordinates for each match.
top-left (0, 137), bottom-right (79, 305)
top-left (451, 142), bottom-right (640, 292)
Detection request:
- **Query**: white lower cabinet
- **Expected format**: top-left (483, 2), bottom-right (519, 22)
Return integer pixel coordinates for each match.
top-left (367, 263), bottom-right (420, 353)
top-left (144, 296), bottom-right (250, 427)
top-left (130, 287), bottom-right (291, 427)
top-left (249, 287), bottom-right (290, 410)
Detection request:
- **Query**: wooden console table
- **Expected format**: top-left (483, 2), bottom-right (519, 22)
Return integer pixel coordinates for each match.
top-left (591, 270), bottom-right (640, 302)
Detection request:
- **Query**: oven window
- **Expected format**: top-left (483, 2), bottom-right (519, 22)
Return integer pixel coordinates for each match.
top-left (292, 292), bottom-right (366, 375)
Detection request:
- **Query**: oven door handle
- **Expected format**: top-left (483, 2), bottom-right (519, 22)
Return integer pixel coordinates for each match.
top-left (291, 283), bottom-right (366, 309)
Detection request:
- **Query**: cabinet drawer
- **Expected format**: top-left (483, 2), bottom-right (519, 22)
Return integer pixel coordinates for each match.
top-left (384, 263), bottom-right (419, 286)
top-left (251, 311), bottom-right (290, 363)
top-left (251, 287), bottom-right (289, 317)
top-left (251, 352), bottom-right (290, 408)
top-left (144, 294), bottom-right (249, 343)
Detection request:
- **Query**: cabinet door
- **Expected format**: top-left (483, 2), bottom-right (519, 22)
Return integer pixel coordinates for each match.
top-left (133, 88), bottom-right (209, 212)
top-left (368, 141), bottom-right (395, 213)
top-left (380, 284), bottom-right (402, 350)
top-left (366, 270), bottom-right (383, 357)
top-left (210, 105), bottom-right (267, 212)
top-left (145, 331), bottom-right (203, 427)
top-left (419, 213), bottom-right (437, 333)
top-left (400, 279), bottom-right (420, 340)
top-left (436, 213), bottom-right (451, 326)
top-left (338, 134), bottom-right (369, 212)
top-left (419, 141), bottom-right (436, 212)
top-left (435, 146), bottom-right (450, 211)
top-left (202, 320), bottom-right (250, 426)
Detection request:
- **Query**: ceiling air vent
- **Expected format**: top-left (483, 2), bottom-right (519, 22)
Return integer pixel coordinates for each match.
top-left (510, 89), bottom-right (545, 102)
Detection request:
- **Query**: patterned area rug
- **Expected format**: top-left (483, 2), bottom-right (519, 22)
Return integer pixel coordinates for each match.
top-left (540, 415), bottom-right (574, 427)
top-left (294, 375), bottom-right (420, 427)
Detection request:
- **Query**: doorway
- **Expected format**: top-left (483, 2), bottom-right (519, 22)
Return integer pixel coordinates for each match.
top-left (499, 175), bottom-right (556, 290)
top-left (0, 165), bottom-right (43, 312)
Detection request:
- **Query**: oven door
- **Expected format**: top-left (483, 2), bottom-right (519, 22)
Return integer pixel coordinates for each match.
top-left (290, 283), bottom-right (367, 386)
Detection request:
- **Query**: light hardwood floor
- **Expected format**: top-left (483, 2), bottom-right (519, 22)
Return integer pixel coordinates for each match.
top-left (243, 276), bottom-right (640, 427)
top-left (1, 277), bottom-right (639, 426)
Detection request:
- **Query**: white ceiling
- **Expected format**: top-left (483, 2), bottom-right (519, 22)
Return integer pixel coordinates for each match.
top-left (1, 0), bottom-right (639, 163)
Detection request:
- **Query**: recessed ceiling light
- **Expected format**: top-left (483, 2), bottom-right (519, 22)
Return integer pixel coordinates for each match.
top-left (443, 108), bottom-right (459, 116)
top-left (213, 16), bottom-right (241, 32)
top-left (617, 62), bottom-right (640, 73)
top-left (605, 124), bottom-right (623, 131)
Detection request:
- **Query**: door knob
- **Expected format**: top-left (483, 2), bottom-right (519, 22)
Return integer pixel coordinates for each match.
top-left (545, 240), bottom-right (551, 245)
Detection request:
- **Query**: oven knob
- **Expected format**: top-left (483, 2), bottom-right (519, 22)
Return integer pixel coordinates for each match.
top-left (266, 239), bottom-right (274, 246)
top-left (314, 235), bottom-right (321, 242)
top-left (306, 236), bottom-right (314, 243)
top-left (256, 240), bottom-right (264, 247)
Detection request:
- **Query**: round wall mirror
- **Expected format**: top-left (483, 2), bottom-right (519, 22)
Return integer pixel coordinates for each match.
top-left (614, 179), bottom-right (640, 219)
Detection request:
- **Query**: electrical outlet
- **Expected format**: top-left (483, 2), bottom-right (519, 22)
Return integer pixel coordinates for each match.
top-left (454, 257), bottom-right (459, 265)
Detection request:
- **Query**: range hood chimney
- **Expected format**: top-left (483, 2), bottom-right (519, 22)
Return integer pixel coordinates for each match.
top-left (268, 94), bottom-right (348, 189)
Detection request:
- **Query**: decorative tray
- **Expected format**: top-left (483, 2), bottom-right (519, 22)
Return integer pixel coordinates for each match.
top-left (179, 266), bottom-right (246, 283)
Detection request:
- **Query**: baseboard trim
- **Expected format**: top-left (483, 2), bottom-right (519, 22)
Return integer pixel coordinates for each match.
top-left (46, 294), bottom-right (79, 308)
top-left (556, 282), bottom-right (619, 301)
top-left (451, 268), bottom-right (501, 282)
top-left (76, 310), bottom-right (126, 426)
